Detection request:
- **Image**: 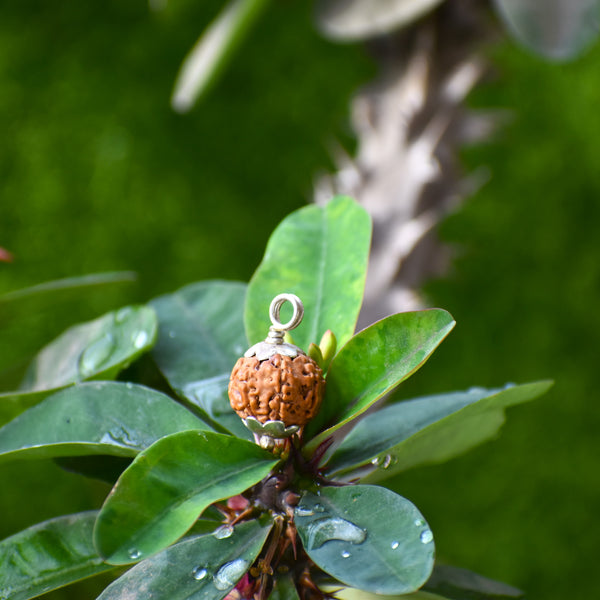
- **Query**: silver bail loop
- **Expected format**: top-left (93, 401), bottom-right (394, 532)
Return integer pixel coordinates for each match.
top-left (265, 293), bottom-right (304, 344)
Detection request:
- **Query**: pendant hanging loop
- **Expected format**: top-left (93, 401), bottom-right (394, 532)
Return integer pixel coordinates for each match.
top-left (265, 293), bottom-right (304, 344)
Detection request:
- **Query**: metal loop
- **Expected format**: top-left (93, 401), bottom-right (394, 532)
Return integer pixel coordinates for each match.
top-left (269, 293), bottom-right (304, 332)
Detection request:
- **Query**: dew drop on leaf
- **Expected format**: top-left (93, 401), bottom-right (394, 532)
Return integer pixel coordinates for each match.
top-left (213, 559), bottom-right (249, 590)
top-left (132, 330), bottom-right (149, 349)
top-left (78, 333), bottom-right (115, 377)
top-left (128, 548), bottom-right (141, 560)
top-left (414, 518), bottom-right (424, 527)
top-left (391, 541), bottom-right (399, 550)
top-left (295, 506), bottom-right (315, 517)
top-left (420, 529), bottom-right (433, 544)
top-left (213, 525), bottom-right (234, 539)
top-left (305, 517), bottom-right (367, 550)
top-left (313, 503), bottom-right (326, 513)
top-left (192, 567), bottom-right (208, 580)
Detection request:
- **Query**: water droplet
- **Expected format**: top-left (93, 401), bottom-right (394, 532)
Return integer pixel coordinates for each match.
top-left (295, 506), bottom-right (315, 517)
top-left (168, 330), bottom-right (177, 339)
top-left (414, 518), bottom-right (424, 527)
top-left (420, 529), bottom-right (433, 544)
top-left (371, 454), bottom-right (395, 469)
top-left (213, 525), bottom-right (234, 539)
top-left (126, 382), bottom-right (134, 390)
top-left (192, 567), bottom-right (208, 580)
top-left (128, 548), bottom-right (141, 560)
top-left (313, 503), bottom-right (325, 512)
top-left (305, 517), bottom-right (367, 550)
top-left (100, 426), bottom-right (137, 448)
top-left (391, 541), bottom-right (399, 550)
top-left (213, 559), bottom-right (249, 591)
top-left (132, 330), bottom-right (149, 349)
top-left (115, 307), bottom-right (133, 323)
top-left (79, 333), bottom-right (115, 377)
top-left (341, 550), bottom-right (351, 558)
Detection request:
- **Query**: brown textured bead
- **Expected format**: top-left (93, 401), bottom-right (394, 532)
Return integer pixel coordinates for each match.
top-left (228, 353), bottom-right (325, 427)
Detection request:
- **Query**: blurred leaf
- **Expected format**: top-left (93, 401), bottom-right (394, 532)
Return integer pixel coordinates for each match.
top-left (493, 0), bottom-right (600, 60)
top-left (94, 430), bottom-right (278, 565)
top-left (326, 381), bottom-right (553, 479)
top-left (246, 197), bottom-right (371, 352)
top-left (0, 381), bottom-right (207, 463)
top-left (304, 310), bottom-right (455, 454)
top-left (295, 485), bottom-right (434, 594)
top-left (270, 574), bottom-right (301, 600)
top-left (97, 518), bottom-right (273, 600)
top-left (0, 512), bottom-right (116, 600)
top-left (171, 0), bottom-right (272, 112)
top-left (20, 305), bottom-right (158, 392)
top-left (423, 564), bottom-right (524, 599)
top-left (316, 0), bottom-right (445, 41)
top-left (0, 272), bottom-right (136, 305)
top-left (150, 280), bottom-right (249, 438)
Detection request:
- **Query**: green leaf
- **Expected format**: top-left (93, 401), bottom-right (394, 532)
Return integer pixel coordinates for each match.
top-left (327, 381), bottom-right (553, 482)
top-left (94, 430), bottom-right (278, 565)
top-left (245, 197), bottom-right (371, 353)
top-left (97, 518), bottom-right (273, 600)
top-left (270, 574), bottom-right (301, 600)
top-left (0, 272), bottom-right (137, 305)
top-left (0, 512), bottom-right (115, 600)
top-left (20, 305), bottom-right (158, 392)
top-left (295, 485), bottom-right (434, 594)
top-left (150, 280), bottom-right (249, 438)
top-left (422, 564), bottom-right (523, 599)
top-left (329, 587), bottom-right (444, 600)
top-left (304, 309), bottom-right (455, 454)
top-left (171, 0), bottom-right (272, 112)
top-left (0, 389), bottom-right (54, 429)
top-left (0, 381), bottom-right (207, 463)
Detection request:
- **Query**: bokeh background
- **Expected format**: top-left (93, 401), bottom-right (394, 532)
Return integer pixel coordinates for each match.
top-left (1, 1), bottom-right (599, 599)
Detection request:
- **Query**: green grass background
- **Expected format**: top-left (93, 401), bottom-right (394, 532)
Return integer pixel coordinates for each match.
top-left (1, 1), bottom-right (598, 599)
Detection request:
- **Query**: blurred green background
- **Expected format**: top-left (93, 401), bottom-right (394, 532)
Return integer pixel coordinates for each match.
top-left (0, 1), bottom-right (598, 599)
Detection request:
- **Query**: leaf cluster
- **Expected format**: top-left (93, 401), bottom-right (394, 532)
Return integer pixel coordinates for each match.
top-left (0, 197), bottom-right (550, 600)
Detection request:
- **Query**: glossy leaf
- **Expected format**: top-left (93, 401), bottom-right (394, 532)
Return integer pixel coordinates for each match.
top-left (295, 485), bottom-right (434, 594)
top-left (0, 381), bottom-right (207, 463)
top-left (493, 0), bottom-right (600, 60)
top-left (316, 0), bottom-right (445, 41)
top-left (150, 280), bottom-right (249, 437)
top-left (94, 430), bottom-right (278, 564)
top-left (326, 381), bottom-right (552, 478)
top-left (97, 518), bottom-right (273, 600)
top-left (327, 381), bottom-right (552, 482)
top-left (0, 512), bottom-right (115, 600)
top-left (245, 197), bottom-right (371, 353)
top-left (304, 309), bottom-right (455, 454)
top-left (19, 305), bottom-right (158, 392)
top-left (422, 564), bottom-right (523, 599)
top-left (171, 0), bottom-right (271, 112)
